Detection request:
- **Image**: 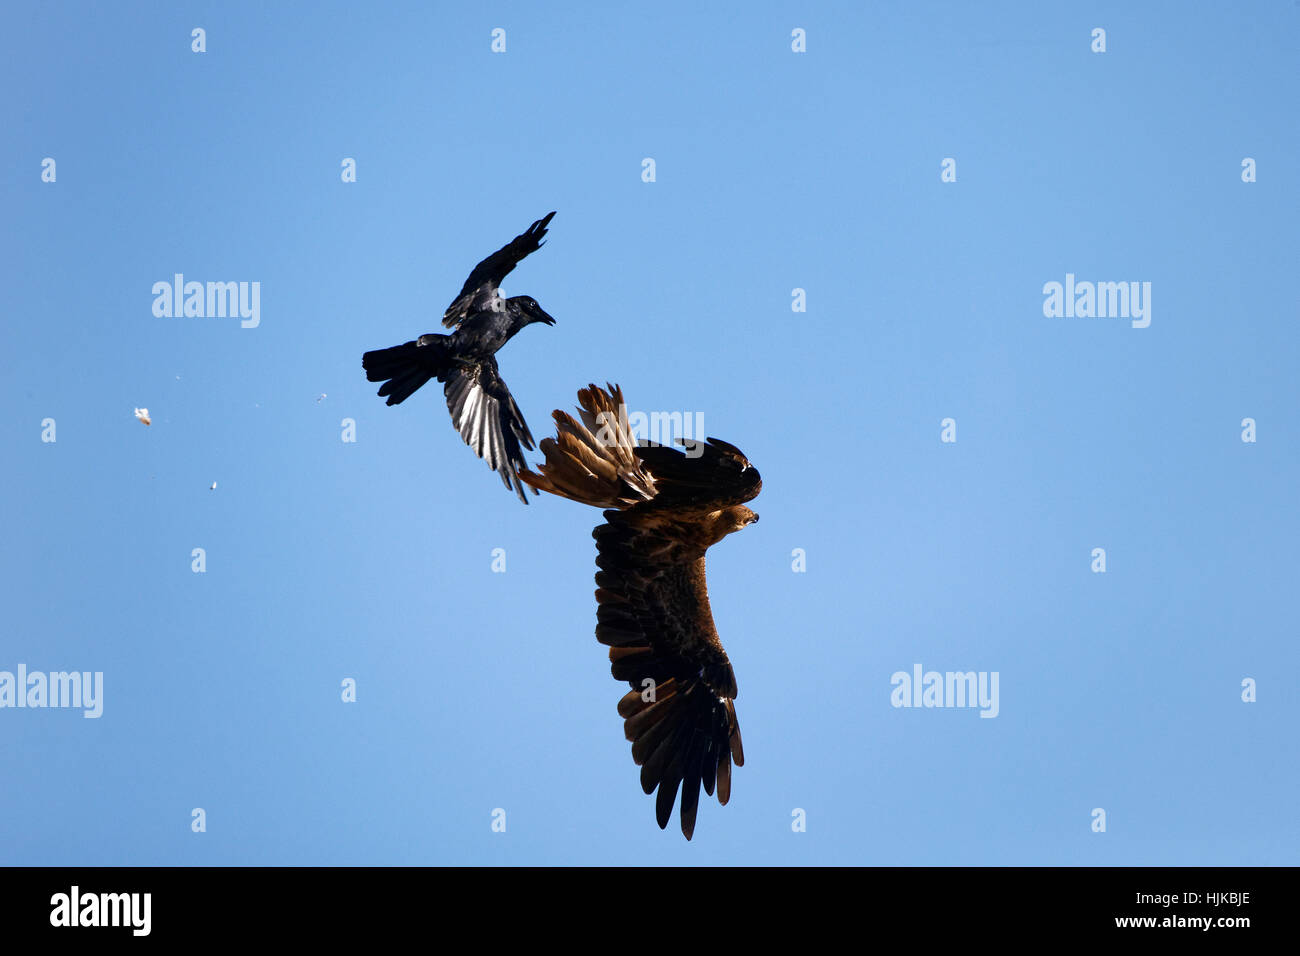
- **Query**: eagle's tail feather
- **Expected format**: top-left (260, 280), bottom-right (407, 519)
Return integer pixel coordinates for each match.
top-left (518, 383), bottom-right (656, 508)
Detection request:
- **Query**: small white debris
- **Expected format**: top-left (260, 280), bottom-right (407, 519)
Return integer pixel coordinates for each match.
top-left (316, 393), bottom-right (327, 403)
top-left (134, 407), bottom-right (151, 426)
top-left (210, 482), bottom-right (217, 491)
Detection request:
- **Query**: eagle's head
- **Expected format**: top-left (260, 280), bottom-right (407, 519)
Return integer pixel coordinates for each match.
top-left (724, 505), bottom-right (760, 535)
top-left (698, 506), bottom-right (759, 546)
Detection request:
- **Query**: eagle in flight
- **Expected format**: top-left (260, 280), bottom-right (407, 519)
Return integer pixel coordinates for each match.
top-left (520, 384), bottom-right (762, 839)
top-left (362, 211), bottom-right (557, 502)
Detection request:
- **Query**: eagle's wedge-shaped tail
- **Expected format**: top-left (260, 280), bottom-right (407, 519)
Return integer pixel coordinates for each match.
top-left (520, 383), bottom-right (761, 840)
top-left (517, 383), bottom-right (656, 509)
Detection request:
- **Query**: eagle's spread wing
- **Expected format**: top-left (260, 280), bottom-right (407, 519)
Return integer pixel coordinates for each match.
top-left (595, 514), bottom-right (744, 840)
top-left (442, 211), bottom-right (556, 329)
top-left (440, 357), bottom-right (538, 503)
top-left (519, 384), bottom-right (761, 838)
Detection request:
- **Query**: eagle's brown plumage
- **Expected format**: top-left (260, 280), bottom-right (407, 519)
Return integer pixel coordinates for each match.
top-left (519, 384), bottom-right (761, 839)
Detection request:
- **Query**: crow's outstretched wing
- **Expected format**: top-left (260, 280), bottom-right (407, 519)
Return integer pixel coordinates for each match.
top-left (442, 212), bottom-right (556, 328)
top-left (440, 357), bottom-right (538, 503)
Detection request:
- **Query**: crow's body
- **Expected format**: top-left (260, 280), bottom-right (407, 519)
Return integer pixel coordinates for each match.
top-left (363, 212), bottom-right (557, 503)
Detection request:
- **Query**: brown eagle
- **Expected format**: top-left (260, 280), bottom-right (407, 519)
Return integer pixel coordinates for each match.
top-left (519, 384), bottom-right (761, 839)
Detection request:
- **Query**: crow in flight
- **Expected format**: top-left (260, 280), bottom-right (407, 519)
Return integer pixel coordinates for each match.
top-left (362, 211), bottom-right (557, 503)
top-left (519, 384), bottom-right (762, 839)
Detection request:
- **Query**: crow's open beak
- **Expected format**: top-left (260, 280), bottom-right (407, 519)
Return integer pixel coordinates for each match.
top-left (537, 308), bottom-right (557, 326)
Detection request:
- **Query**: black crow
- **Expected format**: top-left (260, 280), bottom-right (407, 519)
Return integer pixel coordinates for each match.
top-left (363, 212), bottom-right (557, 503)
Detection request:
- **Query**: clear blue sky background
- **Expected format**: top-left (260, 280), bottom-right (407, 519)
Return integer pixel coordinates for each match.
top-left (3, 2), bottom-right (1296, 865)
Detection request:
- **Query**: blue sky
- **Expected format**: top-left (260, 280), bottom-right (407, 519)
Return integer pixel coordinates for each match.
top-left (2, 1), bottom-right (1296, 865)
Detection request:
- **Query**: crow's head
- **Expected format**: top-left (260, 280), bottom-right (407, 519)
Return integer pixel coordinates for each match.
top-left (511, 295), bottom-right (556, 326)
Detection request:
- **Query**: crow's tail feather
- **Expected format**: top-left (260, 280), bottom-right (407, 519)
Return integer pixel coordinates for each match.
top-left (363, 338), bottom-right (447, 407)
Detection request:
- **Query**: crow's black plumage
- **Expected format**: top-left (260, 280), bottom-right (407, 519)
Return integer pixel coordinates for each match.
top-left (362, 212), bottom-right (557, 503)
